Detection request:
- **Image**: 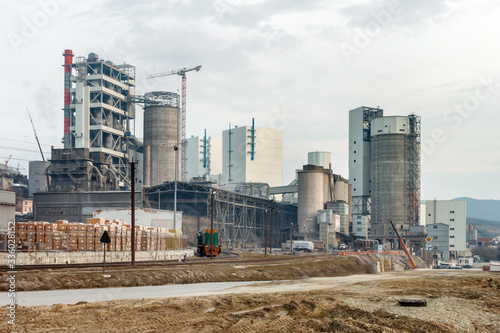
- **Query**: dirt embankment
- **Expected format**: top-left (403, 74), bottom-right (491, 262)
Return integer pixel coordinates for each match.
top-left (0, 253), bottom-right (410, 292)
top-left (2, 271), bottom-right (499, 333)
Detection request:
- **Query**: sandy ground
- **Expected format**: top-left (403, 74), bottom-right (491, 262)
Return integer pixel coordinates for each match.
top-left (1, 268), bottom-right (499, 332)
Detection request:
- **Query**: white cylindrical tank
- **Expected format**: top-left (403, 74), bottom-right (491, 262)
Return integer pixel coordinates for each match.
top-left (308, 151), bottom-right (331, 170)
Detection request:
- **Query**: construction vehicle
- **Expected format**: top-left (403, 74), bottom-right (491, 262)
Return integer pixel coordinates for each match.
top-left (196, 229), bottom-right (221, 257)
top-left (388, 218), bottom-right (417, 269)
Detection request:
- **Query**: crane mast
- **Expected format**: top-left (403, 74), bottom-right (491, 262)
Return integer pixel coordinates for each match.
top-left (146, 65), bottom-right (201, 181)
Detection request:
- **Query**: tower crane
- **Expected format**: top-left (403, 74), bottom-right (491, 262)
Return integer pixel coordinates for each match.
top-left (146, 65), bottom-right (202, 181)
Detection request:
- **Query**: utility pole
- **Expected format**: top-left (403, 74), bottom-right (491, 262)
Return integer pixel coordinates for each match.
top-left (174, 145), bottom-right (178, 230)
top-left (129, 158), bottom-right (136, 265)
top-left (290, 223), bottom-right (294, 254)
top-left (269, 200), bottom-right (274, 254)
top-left (264, 209), bottom-right (268, 257)
top-left (210, 189), bottom-right (214, 260)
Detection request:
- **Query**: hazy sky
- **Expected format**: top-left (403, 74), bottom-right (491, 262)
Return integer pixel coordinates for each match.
top-left (1, 0), bottom-right (499, 200)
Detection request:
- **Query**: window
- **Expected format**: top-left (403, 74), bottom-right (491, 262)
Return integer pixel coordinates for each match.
top-left (354, 141), bottom-right (356, 144)
top-left (357, 222), bottom-right (361, 225)
top-left (357, 228), bottom-right (361, 232)
top-left (450, 219), bottom-right (455, 221)
top-left (428, 213), bottom-right (431, 216)
top-left (450, 245), bottom-right (455, 247)
top-left (354, 178), bottom-right (356, 181)
top-left (399, 129), bottom-right (405, 132)
top-left (433, 225), bottom-right (438, 229)
top-left (377, 130), bottom-right (382, 133)
top-left (353, 188), bottom-right (356, 191)
top-left (354, 160), bottom-right (356, 163)
top-left (434, 236), bottom-right (438, 239)
top-left (450, 236), bottom-right (455, 238)
top-left (450, 211), bottom-right (455, 213)
top-left (450, 228), bottom-right (455, 231)
top-left (354, 150), bottom-right (356, 153)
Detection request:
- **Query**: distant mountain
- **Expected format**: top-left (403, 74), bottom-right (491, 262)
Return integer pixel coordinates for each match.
top-left (454, 197), bottom-right (500, 221)
top-left (467, 217), bottom-right (500, 238)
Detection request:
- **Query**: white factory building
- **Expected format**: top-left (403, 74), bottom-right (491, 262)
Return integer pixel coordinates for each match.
top-left (221, 119), bottom-right (283, 187)
top-left (185, 132), bottom-right (222, 181)
top-left (348, 106), bottom-right (421, 240)
top-left (425, 200), bottom-right (467, 261)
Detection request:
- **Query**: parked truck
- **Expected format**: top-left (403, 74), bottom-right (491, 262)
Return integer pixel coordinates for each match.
top-left (292, 241), bottom-right (315, 253)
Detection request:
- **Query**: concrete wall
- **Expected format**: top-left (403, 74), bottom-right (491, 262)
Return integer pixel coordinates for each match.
top-left (182, 214), bottom-right (209, 245)
top-left (0, 249), bottom-right (193, 266)
top-left (94, 207), bottom-right (182, 230)
top-left (186, 136), bottom-right (223, 181)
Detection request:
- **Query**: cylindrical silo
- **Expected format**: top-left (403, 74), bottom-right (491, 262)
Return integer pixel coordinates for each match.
top-left (308, 151), bottom-right (331, 170)
top-left (370, 116), bottom-right (409, 237)
top-left (143, 92), bottom-right (181, 186)
top-left (297, 165), bottom-right (330, 240)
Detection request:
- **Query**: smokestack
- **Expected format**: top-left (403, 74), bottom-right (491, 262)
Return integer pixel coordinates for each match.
top-left (62, 49), bottom-right (73, 148)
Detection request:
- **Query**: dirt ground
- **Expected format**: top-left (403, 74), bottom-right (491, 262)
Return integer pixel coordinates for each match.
top-left (1, 253), bottom-right (499, 332)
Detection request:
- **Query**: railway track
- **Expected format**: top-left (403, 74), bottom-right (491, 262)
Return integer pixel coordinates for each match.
top-left (0, 252), bottom-right (310, 273)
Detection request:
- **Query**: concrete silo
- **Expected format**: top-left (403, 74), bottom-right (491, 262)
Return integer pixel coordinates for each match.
top-left (370, 115), bottom-right (421, 237)
top-left (143, 92), bottom-right (181, 186)
top-left (298, 165), bottom-right (329, 239)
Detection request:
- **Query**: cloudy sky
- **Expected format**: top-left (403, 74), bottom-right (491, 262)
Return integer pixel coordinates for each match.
top-left (1, 0), bottom-right (499, 200)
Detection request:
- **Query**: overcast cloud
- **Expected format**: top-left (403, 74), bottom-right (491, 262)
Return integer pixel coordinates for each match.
top-left (1, 0), bottom-right (499, 200)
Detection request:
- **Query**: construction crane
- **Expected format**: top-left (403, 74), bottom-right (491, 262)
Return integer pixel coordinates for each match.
top-left (388, 218), bottom-right (417, 269)
top-left (26, 106), bottom-right (45, 162)
top-left (146, 65), bottom-right (202, 181)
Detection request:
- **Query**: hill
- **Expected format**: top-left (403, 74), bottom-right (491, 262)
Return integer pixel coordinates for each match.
top-left (467, 217), bottom-right (500, 239)
top-left (454, 197), bottom-right (500, 221)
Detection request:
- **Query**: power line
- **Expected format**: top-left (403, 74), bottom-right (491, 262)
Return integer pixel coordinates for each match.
top-left (0, 137), bottom-right (58, 148)
top-left (0, 145), bottom-right (51, 155)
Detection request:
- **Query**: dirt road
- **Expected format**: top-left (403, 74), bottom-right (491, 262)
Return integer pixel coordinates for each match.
top-left (2, 268), bottom-right (499, 332)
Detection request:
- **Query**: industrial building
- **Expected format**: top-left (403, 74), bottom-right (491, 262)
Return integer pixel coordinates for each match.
top-left (425, 199), bottom-right (467, 260)
top-left (0, 190), bottom-right (15, 229)
top-left (222, 119), bottom-right (283, 187)
top-left (28, 161), bottom-right (50, 197)
top-left (185, 131), bottom-right (222, 181)
top-left (297, 151), bottom-right (351, 248)
top-left (62, 50), bottom-right (137, 188)
top-left (34, 191), bottom-right (142, 224)
top-left (349, 107), bottom-right (421, 241)
top-left (143, 181), bottom-right (297, 248)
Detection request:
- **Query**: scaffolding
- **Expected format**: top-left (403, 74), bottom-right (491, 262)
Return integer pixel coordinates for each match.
top-left (407, 114), bottom-right (421, 226)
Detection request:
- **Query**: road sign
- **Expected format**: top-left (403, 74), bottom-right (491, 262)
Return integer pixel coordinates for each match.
top-left (100, 230), bottom-right (111, 244)
top-left (426, 244), bottom-right (432, 251)
top-left (425, 236), bottom-right (432, 243)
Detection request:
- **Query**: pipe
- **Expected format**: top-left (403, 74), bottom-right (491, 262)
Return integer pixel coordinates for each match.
top-left (62, 49), bottom-right (73, 148)
top-left (144, 145), bottom-right (151, 187)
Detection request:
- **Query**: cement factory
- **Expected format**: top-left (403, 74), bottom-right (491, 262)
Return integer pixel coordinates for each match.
top-left (0, 50), bottom-right (479, 265)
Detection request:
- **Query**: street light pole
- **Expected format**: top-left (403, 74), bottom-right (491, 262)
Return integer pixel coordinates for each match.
top-left (174, 145), bottom-right (178, 230)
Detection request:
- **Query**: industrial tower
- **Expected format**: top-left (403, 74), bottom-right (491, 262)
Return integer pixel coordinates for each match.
top-left (56, 50), bottom-right (136, 190)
